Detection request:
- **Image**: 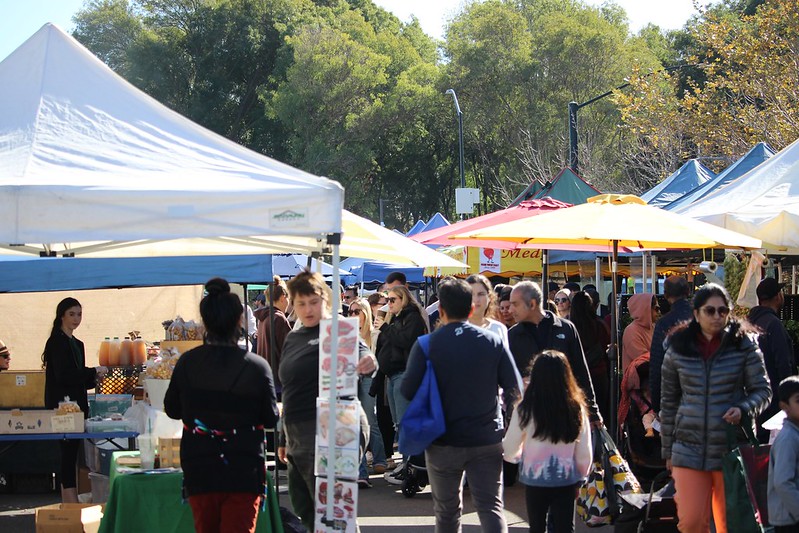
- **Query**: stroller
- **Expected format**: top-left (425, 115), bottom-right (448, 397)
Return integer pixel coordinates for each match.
top-left (400, 453), bottom-right (429, 498)
top-left (618, 354), bottom-right (666, 481)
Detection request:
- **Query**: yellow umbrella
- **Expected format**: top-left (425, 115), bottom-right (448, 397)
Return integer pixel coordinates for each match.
top-left (453, 194), bottom-right (762, 433)
top-left (453, 194), bottom-right (762, 250)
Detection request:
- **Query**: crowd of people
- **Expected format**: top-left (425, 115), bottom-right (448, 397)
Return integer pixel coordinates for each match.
top-left (32, 268), bottom-right (799, 533)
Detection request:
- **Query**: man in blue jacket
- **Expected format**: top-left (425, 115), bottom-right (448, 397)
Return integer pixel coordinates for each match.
top-left (650, 275), bottom-right (692, 414)
top-left (749, 277), bottom-right (797, 441)
top-left (401, 277), bottom-right (522, 533)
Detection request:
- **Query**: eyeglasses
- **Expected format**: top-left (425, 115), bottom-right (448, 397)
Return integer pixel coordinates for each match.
top-left (701, 305), bottom-right (730, 317)
top-left (387, 297), bottom-right (398, 303)
top-left (349, 309), bottom-right (361, 316)
top-left (554, 298), bottom-right (569, 304)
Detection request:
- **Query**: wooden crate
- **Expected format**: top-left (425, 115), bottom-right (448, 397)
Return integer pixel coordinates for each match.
top-left (0, 371), bottom-right (45, 408)
top-left (158, 438), bottom-right (181, 468)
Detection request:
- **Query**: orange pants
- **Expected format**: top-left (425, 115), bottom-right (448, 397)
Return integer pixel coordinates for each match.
top-left (672, 466), bottom-right (727, 533)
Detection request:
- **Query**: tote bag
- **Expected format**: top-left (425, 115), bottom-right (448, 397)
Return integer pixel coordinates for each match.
top-left (723, 421), bottom-right (771, 533)
top-left (399, 335), bottom-right (446, 456)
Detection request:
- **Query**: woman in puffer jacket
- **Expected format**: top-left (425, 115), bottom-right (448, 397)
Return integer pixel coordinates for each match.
top-left (660, 283), bottom-right (770, 533)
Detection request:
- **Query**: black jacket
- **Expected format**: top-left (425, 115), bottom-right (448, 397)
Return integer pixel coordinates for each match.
top-left (507, 311), bottom-right (600, 422)
top-left (748, 305), bottom-right (797, 423)
top-left (43, 330), bottom-right (96, 413)
top-left (164, 344), bottom-right (279, 496)
top-left (376, 305), bottom-right (427, 376)
top-left (650, 298), bottom-right (693, 413)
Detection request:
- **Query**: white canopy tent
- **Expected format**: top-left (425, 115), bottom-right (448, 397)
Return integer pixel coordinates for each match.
top-left (0, 24), bottom-right (343, 251)
top-left (681, 136), bottom-right (799, 252)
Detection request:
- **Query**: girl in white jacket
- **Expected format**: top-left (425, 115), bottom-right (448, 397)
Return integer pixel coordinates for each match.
top-left (503, 350), bottom-right (593, 533)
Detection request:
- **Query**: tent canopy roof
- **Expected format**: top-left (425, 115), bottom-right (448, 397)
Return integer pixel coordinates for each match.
top-left (641, 159), bottom-right (715, 208)
top-left (0, 24), bottom-right (343, 249)
top-left (508, 168), bottom-right (601, 207)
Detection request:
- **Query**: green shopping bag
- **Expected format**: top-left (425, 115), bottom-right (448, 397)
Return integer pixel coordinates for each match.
top-left (722, 421), bottom-right (770, 533)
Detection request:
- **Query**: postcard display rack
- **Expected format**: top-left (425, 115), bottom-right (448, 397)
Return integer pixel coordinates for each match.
top-left (314, 317), bottom-right (360, 533)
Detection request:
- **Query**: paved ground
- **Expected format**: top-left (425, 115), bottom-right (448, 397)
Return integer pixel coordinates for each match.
top-left (0, 467), bottom-right (599, 532)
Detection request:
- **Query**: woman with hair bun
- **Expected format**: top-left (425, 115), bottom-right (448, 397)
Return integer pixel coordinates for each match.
top-left (43, 297), bottom-right (108, 503)
top-left (165, 278), bottom-right (279, 533)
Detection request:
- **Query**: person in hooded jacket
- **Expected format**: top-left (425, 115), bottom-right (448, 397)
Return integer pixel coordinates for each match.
top-left (660, 283), bottom-right (771, 533)
top-left (375, 285), bottom-right (428, 479)
top-left (622, 293), bottom-right (659, 372)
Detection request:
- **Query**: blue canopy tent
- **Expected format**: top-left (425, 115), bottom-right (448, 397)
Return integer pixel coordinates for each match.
top-left (640, 159), bottom-right (715, 208)
top-left (666, 142), bottom-right (775, 212)
top-left (272, 254), bottom-right (351, 279)
top-left (0, 254), bottom-right (273, 293)
top-left (406, 220), bottom-right (426, 236)
top-left (339, 258), bottom-right (425, 286)
top-left (420, 213), bottom-right (449, 233)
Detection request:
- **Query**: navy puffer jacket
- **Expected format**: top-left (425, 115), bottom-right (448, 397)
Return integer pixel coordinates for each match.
top-left (660, 320), bottom-right (771, 471)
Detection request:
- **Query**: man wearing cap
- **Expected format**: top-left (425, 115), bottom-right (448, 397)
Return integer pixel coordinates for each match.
top-left (749, 277), bottom-right (797, 441)
top-left (0, 339), bottom-right (10, 372)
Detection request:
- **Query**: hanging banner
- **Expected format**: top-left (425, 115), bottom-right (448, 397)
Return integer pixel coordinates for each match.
top-left (318, 317), bottom-right (359, 397)
top-left (314, 398), bottom-right (361, 480)
top-left (314, 478), bottom-right (358, 532)
top-left (467, 247), bottom-right (543, 277)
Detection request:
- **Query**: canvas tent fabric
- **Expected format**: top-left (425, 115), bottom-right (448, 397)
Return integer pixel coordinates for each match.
top-left (508, 168), bottom-right (601, 207)
top-left (667, 142), bottom-right (775, 212)
top-left (340, 258), bottom-right (424, 285)
top-left (640, 159), bottom-right (715, 208)
top-left (681, 137), bottom-right (799, 251)
top-left (0, 254), bottom-right (272, 293)
top-left (0, 24), bottom-right (343, 251)
top-left (420, 213), bottom-right (449, 233)
top-left (406, 220), bottom-right (427, 236)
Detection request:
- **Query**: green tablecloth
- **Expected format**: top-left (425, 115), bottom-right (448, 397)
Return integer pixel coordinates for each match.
top-left (100, 451), bottom-right (283, 533)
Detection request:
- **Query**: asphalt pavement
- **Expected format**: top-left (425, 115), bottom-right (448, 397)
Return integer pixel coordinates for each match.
top-left (0, 468), bottom-right (599, 532)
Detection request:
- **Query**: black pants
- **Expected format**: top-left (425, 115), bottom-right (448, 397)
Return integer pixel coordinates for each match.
top-left (525, 484), bottom-right (578, 533)
top-left (775, 525), bottom-right (799, 533)
top-left (59, 439), bottom-right (80, 488)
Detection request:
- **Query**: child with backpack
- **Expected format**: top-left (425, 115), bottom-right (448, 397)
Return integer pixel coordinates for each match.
top-left (503, 350), bottom-right (593, 533)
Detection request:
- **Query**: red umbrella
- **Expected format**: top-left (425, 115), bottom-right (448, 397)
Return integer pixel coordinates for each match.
top-left (411, 198), bottom-right (573, 250)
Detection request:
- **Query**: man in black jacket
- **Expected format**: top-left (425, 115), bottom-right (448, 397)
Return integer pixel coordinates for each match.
top-left (749, 277), bottom-right (797, 441)
top-left (650, 275), bottom-right (692, 414)
top-left (508, 281), bottom-right (600, 423)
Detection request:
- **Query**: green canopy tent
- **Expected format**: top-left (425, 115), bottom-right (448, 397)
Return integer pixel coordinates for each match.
top-left (509, 167), bottom-right (601, 207)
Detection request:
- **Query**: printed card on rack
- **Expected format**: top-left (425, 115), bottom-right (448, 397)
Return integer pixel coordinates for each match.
top-left (318, 317), bottom-right (359, 397)
top-left (314, 398), bottom-right (361, 480)
top-left (314, 477), bottom-right (358, 533)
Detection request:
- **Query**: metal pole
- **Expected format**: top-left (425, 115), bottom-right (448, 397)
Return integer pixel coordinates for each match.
top-left (379, 198), bottom-right (385, 227)
top-left (542, 250), bottom-right (549, 296)
top-left (609, 241), bottom-right (620, 438)
top-left (445, 89), bottom-right (465, 190)
top-left (568, 101), bottom-right (579, 172)
top-left (325, 241), bottom-right (341, 531)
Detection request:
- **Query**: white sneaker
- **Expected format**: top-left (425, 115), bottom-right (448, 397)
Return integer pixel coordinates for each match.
top-left (383, 470), bottom-right (405, 485)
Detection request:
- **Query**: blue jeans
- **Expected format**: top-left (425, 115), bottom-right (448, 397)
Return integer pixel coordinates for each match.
top-left (386, 372), bottom-right (411, 461)
top-left (426, 442), bottom-right (507, 533)
top-left (358, 376), bottom-right (386, 479)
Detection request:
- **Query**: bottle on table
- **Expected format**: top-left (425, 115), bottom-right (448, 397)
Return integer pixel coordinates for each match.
top-left (98, 337), bottom-right (111, 367)
top-left (109, 337), bottom-right (121, 366)
top-left (119, 337), bottom-right (132, 366)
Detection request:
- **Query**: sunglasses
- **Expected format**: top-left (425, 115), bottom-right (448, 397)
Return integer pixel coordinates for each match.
top-left (554, 298), bottom-right (569, 304)
top-left (387, 297), bottom-right (398, 303)
top-left (701, 305), bottom-right (730, 317)
top-left (349, 309), bottom-right (361, 316)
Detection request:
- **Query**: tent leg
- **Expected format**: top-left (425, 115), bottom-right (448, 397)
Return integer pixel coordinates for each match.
top-left (609, 241), bottom-right (620, 441)
top-left (542, 250), bottom-right (548, 291)
top-left (323, 241), bottom-right (342, 531)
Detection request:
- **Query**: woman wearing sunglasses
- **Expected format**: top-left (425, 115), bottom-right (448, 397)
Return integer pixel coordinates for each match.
top-left (553, 289), bottom-right (572, 319)
top-left (660, 283), bottom-right (770, 533)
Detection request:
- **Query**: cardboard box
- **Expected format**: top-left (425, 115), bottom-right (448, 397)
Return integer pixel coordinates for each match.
top-left (0, 409), bottom-right (51, 434)
top-left (35, 503), bottom-right (103, 533)
top-left (51, 412), bottom-right (84, 433)
top-left (0, 371), bottom-right (46, 408)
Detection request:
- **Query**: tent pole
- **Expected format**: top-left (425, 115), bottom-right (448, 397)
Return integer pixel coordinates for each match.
top-left (609, 241), bottom-right (620, 440)
top-left (324, 238), bottom-right (342, 531)
top-left (542, 250), bottom-right (548, 292)
top-left (595, 256), bottom-right (601, 315)
top-left (793, 265), bottom-right (796, 295)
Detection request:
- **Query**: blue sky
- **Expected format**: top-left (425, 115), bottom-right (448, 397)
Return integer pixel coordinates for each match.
top-left (1, 0), bottom-right (700, 62)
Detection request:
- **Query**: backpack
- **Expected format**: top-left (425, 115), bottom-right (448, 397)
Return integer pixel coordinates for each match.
top-left (398, 334), bottom-right (446, 456)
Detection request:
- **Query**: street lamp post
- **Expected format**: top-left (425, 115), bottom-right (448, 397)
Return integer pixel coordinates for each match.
top-left (445, 89), bottom-right (466, 190)
top-left (568, 64), bottom-right (701, 173)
